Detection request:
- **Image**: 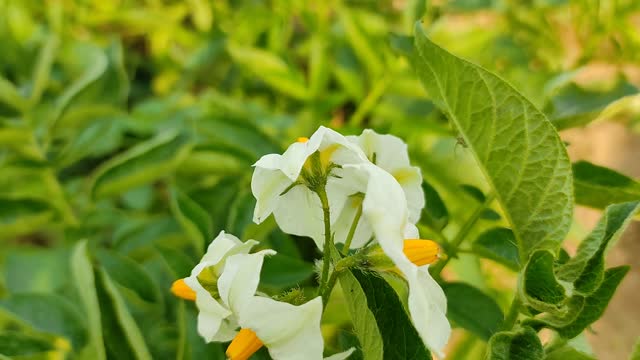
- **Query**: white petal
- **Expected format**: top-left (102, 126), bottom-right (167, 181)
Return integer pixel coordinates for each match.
top-left (217, 251), bottom-right (276, 314)
top-left (324, 348), bottom-right (355, 360)
top-left (353, 163), bottom-right (451, 357)
top-left (209, 317), bottom-right (239, 342)
top-left (349, 129), bottom-right (411, 171)
top-left (252, 167), bottom-right (292, 224)
top-left (239, 297), bottom-right (324, 360)
top-left (393, 166), bottom-right (425, 223)
top-left (405, 267), bottom-right (451, 358)
top-left (184, 262), bottom-right (233, 342)
top-left (201, 231), bottom-right (242, 264)
top-left (273, 185), bottom-right (325, 248)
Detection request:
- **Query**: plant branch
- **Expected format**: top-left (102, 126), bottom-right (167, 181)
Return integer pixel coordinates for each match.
top-left (316, 186), bottom-right (333, 293)
top-left (430, 192), bottom-right (495, 278)
top-left (341, 203), bottom-right (363, 256)
top-left (501, 294), bottom-right (522, 331)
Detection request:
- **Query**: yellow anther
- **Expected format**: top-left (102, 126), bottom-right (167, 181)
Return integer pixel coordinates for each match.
top-left (171, 279), bottom-right (196, 301)
top-left (226, 328), bottom-right (264, 360)
top-left (403, 239), bottom-right (441, 266)
top-left (297, 137), bottom-right (309, 143)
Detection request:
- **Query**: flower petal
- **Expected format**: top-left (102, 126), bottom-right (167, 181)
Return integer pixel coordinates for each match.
top-left (353, 163), bottom-right (450, 357)
top-left (348, 129), bottom-right (411, 172)
top-left (324, 348), bottom-right (355, 360)
top-left (217, 251), bottom-right (276, 314)
top-left (272, 185), bottom-right (325, 248)
top-left (239, 296), bottom-right (324, 360)
top-left (252, 167), bottom-right (293, 224)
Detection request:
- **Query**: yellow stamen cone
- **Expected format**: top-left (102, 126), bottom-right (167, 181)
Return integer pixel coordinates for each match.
top-left (171, 279), bottom-right (196, 301)
top-left (403, 239), bottom-right (440, 266)
top-left (226, 328), bottom-right (264, 360)
top-left (297, 137), bottom-right (309, 143)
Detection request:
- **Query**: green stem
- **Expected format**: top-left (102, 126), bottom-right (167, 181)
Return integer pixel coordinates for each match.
top-left (341, 203), bottom-right (363, 256)
top-left (347, 75), bottom-right (390, 127)
top-left (431, 192), bottom-right (495, 278)
top-left (319, 253), bottom-right (364, 307)
top-left (501, 295), bottom-right (522, 331)
top-left (316, 186), bottom-right (333, 292)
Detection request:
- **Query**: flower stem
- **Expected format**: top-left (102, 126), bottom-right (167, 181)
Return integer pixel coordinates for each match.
top-left (341, 203), bottom-right (363, 256)
top-left (316, 186), bottom-right (333, 293)
top-left (430, 192), bottom-right (495, 278)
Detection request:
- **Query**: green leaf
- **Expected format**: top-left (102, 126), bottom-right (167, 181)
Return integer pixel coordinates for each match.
top-left (91, 131), bottom-right (193, 199)
top-left (420, 180), bottom-right (449, 231)
top-left (338, 270), bottom-right (384, 360)
top-left (557, 202), bottom-right (639, 295)
top-left (473, 228), bottom-right (520, 270)
top-left (553, 266), bottom-right (629, 339)
top-left (519, 250), bottom-right (567, 313)
top-left (227, 45), bottom-right (310, 100)
top-left (0, 75), bottom-right (28, 113)
top-left (0, 293), bottom-right (87, 349)
top-left (544, 344), bottom-right (596, 360)
top-left (573, 161), bottom-right (640, 210)
top-left (260, 254), bottom-right (314, 289)
top-left (349, 270), bottom-right (431, 359)
top-left (0, 197), bottom-right (53, 239)
top-left (70, 241), bottom-right (106, 360)
top-left (0, 331), bottom-right (56, 357)
top-left (442, 282), bottom-right (504, 341)
top-left (170, 187), bottom-right (213, 255)
top-left (3, 247), bottom-right (70, 294)
top-left (486, 326), bottom-right (543, 360)
top-left (410, 24), bottom-right (573, 260)
top-left (460, 184), bottom-right (486, 203)
top-left (94, 249), bottom-right (159, 303)
top-left (95, 268), bottom-right (152, 360)
top-left (548, 81), bottom-right (638, 130)
top-left (630, 336), bottom-right (640, 360)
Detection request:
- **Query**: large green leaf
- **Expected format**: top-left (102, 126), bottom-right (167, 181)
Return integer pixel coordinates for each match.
top-left (486, 326), bottom-right (544, 360)
top-left (348, 270), bottom-right (431, 360)
top-left (91, 131), bottom-right (193, 199)
top-left (573, 161), bottom-right (640, 210)
top-left (338, 271), bottom-right (384, 360)
top-left (0, 294), bottom-right (87, 349)
top-left (409, 24), bottom-right (573, 260)
top-left (442, 282), bottom-right (504, 341)
top-left (70, 241), bottom-right (106, 360)
top-left (556, 202), bottom-right (639, 295)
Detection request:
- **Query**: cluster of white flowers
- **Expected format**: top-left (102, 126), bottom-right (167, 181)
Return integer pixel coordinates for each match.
top-left (172, 127), bottom-right (451, 360)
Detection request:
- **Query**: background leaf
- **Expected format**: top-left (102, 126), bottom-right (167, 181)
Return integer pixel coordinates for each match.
top-left (442, 282), bottom-right (504, 341)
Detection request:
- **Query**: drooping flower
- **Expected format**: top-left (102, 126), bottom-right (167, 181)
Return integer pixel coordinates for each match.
top-left (251, 126), bottom-right (368, 248)
top-left (171, 232), bottom-right (354, 360)
top-left (332, 129), bottom-right (425, 249)
top-left (344, 163), bottom-right (451, 357)
top-left (171, 230), bottom-right (270, 342)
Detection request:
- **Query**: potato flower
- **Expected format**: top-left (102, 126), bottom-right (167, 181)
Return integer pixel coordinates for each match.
top-left (171, 232), bottom-right (354, 360)
top-left (251, 126), bottom-right (368, 248)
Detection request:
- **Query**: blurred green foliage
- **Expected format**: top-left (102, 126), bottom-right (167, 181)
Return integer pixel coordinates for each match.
top-left (1, 0), bottom-right (639, 359)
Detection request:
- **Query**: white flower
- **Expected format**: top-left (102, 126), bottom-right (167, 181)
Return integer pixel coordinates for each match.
top-left (171, 230), bottom-right (273, 342)
top-left (332, 129), bottom-right (425, 249)
top-left (344, 163), bottom-right (450, 358)
top-left (172, 231), bottom-right (354, 360)
top-left (251, 126), bottom-right (368, 248)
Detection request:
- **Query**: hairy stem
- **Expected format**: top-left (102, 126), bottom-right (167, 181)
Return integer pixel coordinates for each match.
top-left (431, 192), bottom-right (495, 278)
top-left (316, 186), bottom-right (333, 293)
top-left (341, 203), bottom-right (363, 256)
top-left (501, 295), bottom-right (522, 331)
